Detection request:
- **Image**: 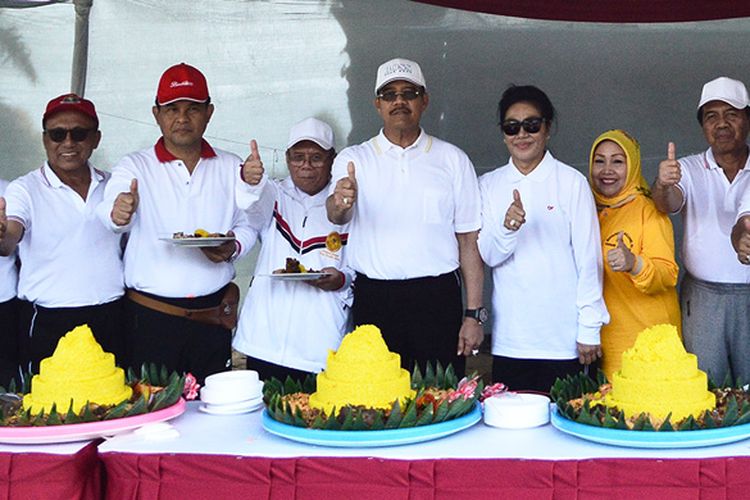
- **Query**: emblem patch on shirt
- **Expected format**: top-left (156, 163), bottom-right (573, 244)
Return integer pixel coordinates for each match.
top-left (326, 232), bottom-right (343, 252)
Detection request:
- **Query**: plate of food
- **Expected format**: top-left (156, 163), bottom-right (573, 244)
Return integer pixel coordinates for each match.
top-left (161, 230), bottom-right (235, 247)
top-left (0, 325), bottom-right (191, 444)
top-left (263, 272), bottom-right (330, 281)
top-left (260, 257), bottom-right (330, 280)
top-left (550, 324), bottom-right (750, 449)
top-left (261, 325), bottom-right (499, 448)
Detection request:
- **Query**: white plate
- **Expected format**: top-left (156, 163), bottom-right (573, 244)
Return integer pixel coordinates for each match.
top-left (200, 395), bottom-right (263, 412)
top-left (159, 236), bottom-right (235, 248)
top-left (199, 400), bottom-right (264, 415)
top-left (260, 272), bottom-right (330, 281)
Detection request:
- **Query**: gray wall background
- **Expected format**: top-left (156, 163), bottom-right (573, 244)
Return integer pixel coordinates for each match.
top-left (1, 0), bottom-right (748, 314)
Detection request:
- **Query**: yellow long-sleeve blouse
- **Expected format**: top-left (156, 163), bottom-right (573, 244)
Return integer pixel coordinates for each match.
top-left (598, 195), bottom-right (681, 379)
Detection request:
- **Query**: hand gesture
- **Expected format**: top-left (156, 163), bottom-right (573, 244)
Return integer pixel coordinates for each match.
top-left (201, 230), bottom-right (237, 263)
top-left (111, 178), bottom-right (139, 227)
top-left (241, 140), bottom-right (264, 185)
top-left (308, 267), bottom-right (345, 291)
top-left (0, 197), bottom-right (7, 240)
top-left (503, 189), bottom-right (526, 231)
top-left (656, 142), bottom-right (681, 187)
top-left (333, 162), bottom-right (357, 210)
top-left (607, 231), bottom-right (636, 272)
top-left (577, 342), bottom-right (602, 365)
top-left (737, 217), bottom-right (750, 265)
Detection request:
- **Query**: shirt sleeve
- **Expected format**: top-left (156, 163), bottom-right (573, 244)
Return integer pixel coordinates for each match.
top-left (235, 174), bottom-right (278, 231)
top-left (569, 175), bottom-right (610, 345)
top-left (452, 149), bottom-right (481, 233)
top-left (477, 173), bottom-right (518, 267)
top-left (737, 184), bottom-right (750, 221)
top-left (629, 203), bottom-right (679, 294)
top-left (3, 178), bottom-right (32, 231)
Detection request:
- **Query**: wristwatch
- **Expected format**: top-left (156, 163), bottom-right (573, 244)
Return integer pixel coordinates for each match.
top-left (464, 307), bottom-right (489, 325)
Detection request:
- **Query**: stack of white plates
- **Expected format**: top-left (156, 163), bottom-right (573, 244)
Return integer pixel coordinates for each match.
top-left (198, 370), bottom-right (264, 415)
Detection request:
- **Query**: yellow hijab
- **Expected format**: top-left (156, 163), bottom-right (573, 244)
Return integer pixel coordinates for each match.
top-left (588, 129), bottom-right (651, 209)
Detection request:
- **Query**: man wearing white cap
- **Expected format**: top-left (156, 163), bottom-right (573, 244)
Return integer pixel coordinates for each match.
top-left (326, 58), bottom-right (484, 377)
top-left (99, 63), bottom-right (255, 383)
top-left (652, 76), bottom-right (750, 384)
top-left (233, 118), bottom-right (351, 382)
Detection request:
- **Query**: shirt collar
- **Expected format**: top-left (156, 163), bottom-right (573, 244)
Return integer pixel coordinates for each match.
top-left (374, 128), bottom-right (429, 154)
top-left (41, 162), bottom-right (104, 189)
top-left (508, 150), bottom-right (555, 182)
top-left (704, 145), bottom-right (750, 171)
top-left (154, 137), bottom-right (217, 163)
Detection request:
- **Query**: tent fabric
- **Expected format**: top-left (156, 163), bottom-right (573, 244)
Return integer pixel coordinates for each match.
top-left (413, 0), bottom-right (750, 23)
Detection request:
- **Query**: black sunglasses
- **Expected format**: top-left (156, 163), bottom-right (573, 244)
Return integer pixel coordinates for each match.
top-left (377, 89), bottom-right (423, 102)
top-left (501, 118), bottom-right (544, 136)
top-left (44, 127), bottom-right (94, 143)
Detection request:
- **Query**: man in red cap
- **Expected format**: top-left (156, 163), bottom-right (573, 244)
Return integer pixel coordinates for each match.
top-left (99, 63), bottom-right (255, 383)
top-left (0, 93), bottom-right (125, 378)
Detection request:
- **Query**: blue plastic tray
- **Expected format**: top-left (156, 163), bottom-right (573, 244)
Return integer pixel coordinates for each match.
top-left (551, 407), bottom-right (750, 449)
top-left (262, 403), bottom-right (481, 448)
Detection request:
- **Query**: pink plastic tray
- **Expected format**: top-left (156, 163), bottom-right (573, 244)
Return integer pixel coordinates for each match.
top-left (0, 398), bottom-right (186, 444)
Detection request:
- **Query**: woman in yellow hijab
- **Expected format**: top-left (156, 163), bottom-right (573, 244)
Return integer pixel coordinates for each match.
top-left (589, 130), bottom-right (680, 379)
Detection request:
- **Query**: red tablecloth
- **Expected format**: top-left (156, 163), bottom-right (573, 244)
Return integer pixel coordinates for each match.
top-left (100, 454), bottom-right (750, 500)
top-left (0, 441), bottom-right (101, 500)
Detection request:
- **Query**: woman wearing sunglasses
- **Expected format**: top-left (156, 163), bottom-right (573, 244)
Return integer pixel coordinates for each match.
top-left (588, 129), bottom-right (680, 380)
top-left (477, 85), bottom-right (609, 393)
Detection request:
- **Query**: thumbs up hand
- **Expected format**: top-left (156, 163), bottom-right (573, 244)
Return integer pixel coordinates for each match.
top-left (503, 189), bottom-right (526, 231)
top-left (607, 231), bottom-right (636, 273)
top-left (656, 142), bottom-right (682, 187)
top-left (241, 139), bottom-right (264, 185)
top-left (736, 216), bottom-right (750, 265)
top-left (333, 161), bottom-right (358, 211)
top-left (111, 178), bottom-right (139, 227)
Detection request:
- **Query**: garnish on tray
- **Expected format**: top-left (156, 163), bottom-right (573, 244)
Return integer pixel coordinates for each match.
top-left (173, 229), bottom-right (227, 238)
top-left (278, 257), bottom-right (320, 274)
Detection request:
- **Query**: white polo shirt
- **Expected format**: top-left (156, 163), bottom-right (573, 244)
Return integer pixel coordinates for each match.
top-left (4, 164), bottom-right (124, 307)
top-left (478, 152), bottom-right (609, 359)
top-left (676, 147), bottom-right (750, 283)
top-left (99, 139), bottom-right (255, 298)
top-left (329, 129), bottom-right (481, 280)
top-left (0, 179), bottom-right (18, 303)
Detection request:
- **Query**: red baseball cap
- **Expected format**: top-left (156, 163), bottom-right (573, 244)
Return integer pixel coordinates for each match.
top-left (43, 93), bottom-right (99, 127)
top-left (156, 63), bottom-right (210, 106)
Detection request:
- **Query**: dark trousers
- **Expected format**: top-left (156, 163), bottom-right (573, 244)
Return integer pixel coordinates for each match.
top-left (125, 288), bottom-right (232, 385)
top-left (18, 298), bottom-right (125, 374)
top-left (492, 355), bottom-right (594, 394)
top-left (0, 298), bottom-right (20, 388)
top-left (246, 356), bottom-right (313, 385)
top-left (352, 271), bottom-right (465, 377)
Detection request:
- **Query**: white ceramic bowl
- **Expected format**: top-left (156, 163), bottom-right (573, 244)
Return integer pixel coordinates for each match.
top-left (483, 393), bottom-right (551, 429)
top-left (200, 370), bottom-right (262, 405)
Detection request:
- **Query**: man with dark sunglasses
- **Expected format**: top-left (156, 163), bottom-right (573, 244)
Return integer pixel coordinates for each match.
top-left (326, 58), bottom-right (484, 377)
top-left (0, 93), bottom-right (126, 375)
top-left (99, 63), bottom-right (255, 384)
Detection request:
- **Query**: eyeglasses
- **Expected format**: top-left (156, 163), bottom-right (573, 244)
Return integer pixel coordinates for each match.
top-left (377, 89), bottom-right (423, 102)
top-left (288, 153), bottom-right (330, 168)
top-left (501, 118), bottom-right (544, 136)
top-left (44, 127), bottom-right (94, 143)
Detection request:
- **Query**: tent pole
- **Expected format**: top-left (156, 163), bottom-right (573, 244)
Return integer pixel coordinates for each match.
top-left (71, 0), bottom-right (93, 96)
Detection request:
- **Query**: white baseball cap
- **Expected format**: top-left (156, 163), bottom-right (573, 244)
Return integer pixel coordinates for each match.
top-left (286, 117), bottom-right (334, 150)
top-left (697, 76), bottom-right (750, 110)
top-left (374, 58), bottom-right (426, 94)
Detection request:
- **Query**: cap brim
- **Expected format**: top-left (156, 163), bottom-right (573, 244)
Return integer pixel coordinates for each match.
top-left (375, 77), bottom-right (426, 94)
top-left (157, 96), bottom-right (210, 106)
top-left (287, 136), bottom-right (333, 150)
top-left (697, 96), bottom-right (748, 110)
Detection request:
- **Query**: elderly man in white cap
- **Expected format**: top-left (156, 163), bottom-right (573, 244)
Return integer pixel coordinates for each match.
top-left (652, 76), bottom-right (750, 384)
top-left (234, 118), bottom-right (352, 382)
top-left (326, 57), bottom-right (484, 377)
